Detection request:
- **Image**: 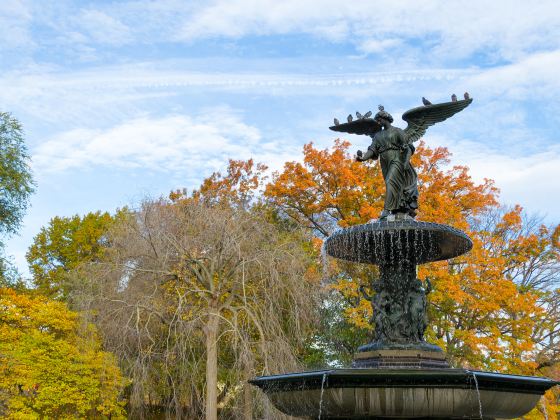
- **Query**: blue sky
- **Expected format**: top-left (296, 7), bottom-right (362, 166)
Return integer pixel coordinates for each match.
top-left (1, 0), bottom-right (560, 276)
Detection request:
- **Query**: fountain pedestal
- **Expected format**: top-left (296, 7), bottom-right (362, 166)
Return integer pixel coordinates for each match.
top-left (325, 219), bottom-right (471, 370)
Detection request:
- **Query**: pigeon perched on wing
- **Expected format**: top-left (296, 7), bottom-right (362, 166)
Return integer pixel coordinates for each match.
top-left (422, 97), bottom-right (432, 106)
top-left (334, 118), bottom-right (340, 125)
top-left (451, 94), bottom-right (457, 102)
top-left (464, 92), bottom-right (470, 100)
top-left (364, 111), bottom-right (372, 118)
top-left (356, 111), bottom-right (363, 119)
top-left (347, 114), bottom-right (353, 122)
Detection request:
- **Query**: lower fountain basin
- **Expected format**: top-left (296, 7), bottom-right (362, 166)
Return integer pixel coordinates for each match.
top-left (325, 220), bottom-right (472, 265)
top-left (250, 368), bottom-right (558, 419)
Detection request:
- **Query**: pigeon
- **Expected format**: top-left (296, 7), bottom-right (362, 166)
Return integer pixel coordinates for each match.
top-left (347, 114), bottom-right (353, 123)
top-left (334, 118), bottom-right (340, 125)
top-left (356, 111), bottom-right (363, 119)
top-left (364, 111), bottom-right (372, 118)
top-left (422, 97), bottom-right (432, 106)
top-left (464, 92), bottom-right (470, 100)
top-left (451, 94), bottom-right (457, 102)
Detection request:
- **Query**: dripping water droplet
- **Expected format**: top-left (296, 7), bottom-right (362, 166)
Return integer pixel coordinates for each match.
top-left (318, 373), bottom-right (327, 419)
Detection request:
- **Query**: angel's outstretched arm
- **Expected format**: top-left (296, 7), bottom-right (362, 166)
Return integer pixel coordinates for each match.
top-left (356, 145), bottom-right (378, 162)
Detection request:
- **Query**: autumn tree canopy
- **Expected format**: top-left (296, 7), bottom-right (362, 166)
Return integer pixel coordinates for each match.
top-left (265, 140), bottom-right (560, 416)
top-left (19, 139), bottom-right (559, 418)
top-left (0, 288), bottom-right (126, 419)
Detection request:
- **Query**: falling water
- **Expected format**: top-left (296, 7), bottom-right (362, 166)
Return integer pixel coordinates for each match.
top-left (471, 372), bottom-right (484, 419)
top-left (396, 229), bottom-right (403, 262)
top-left (414, 228), bottom-right (419, 261)
top-left (541, 396), bottom-right (549, 420)
top-left (321, 242), bottom-right (329, 279)
top-left (389, 230), bottom-right (395, 264)
top-left (374, 230), bottom-right (381, 261)
top-left (318, 373), bottom-right (327, 419)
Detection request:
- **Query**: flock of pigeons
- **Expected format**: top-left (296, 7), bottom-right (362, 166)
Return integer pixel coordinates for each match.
top-left (333, 92), bottom-right (470, 126)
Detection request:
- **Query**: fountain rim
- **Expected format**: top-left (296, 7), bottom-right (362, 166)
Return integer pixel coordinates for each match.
top-left (324, 219), bottom-right (473, 265)
top-left (250, 368), bottom-right (559, 395)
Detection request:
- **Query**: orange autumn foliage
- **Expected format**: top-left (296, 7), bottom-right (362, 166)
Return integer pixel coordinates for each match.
top-left (186, 141), bottom-right (559, 416)
top-left (186, 158), bottom-right (268, 207)
top-left (265, 140), bottom-right (559, 415)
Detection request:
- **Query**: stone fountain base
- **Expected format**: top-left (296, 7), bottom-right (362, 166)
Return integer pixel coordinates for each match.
top-left (250, 368), bottom-right (558, 419)
top-left (353, 348), bottom-right (449, 369)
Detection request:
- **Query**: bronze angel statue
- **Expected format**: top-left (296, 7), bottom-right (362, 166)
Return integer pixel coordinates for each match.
top-left (330, 95), bottom-right (472, 219)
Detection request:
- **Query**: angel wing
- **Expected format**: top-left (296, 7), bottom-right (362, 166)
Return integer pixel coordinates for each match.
top-left (402, 98), bottom-right (472, 143)
top-left (329, 118), bottom-right (381, 137)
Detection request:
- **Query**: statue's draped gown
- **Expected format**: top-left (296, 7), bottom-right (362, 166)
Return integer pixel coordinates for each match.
top-left (367, 126), bottom-right (418, 214)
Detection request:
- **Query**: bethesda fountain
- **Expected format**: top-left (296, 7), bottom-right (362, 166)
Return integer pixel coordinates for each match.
top-left (251, 95), bottom-right (558, 418)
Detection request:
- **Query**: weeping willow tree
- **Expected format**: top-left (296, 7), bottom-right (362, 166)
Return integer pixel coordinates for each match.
top-left (71, 198), bottom-right (321, 419)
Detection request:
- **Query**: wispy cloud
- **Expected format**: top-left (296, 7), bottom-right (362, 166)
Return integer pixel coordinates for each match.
top-left (32, 110), bottom-right (299, 177)
top-left (75, 9), bottom-right (132, 46)
top-left (425, 134), bottom-right (560, 219)
top-left (4, 1), bottom-right (560, 64)
top-left (166, 0), bottom-right (560, 62)
top-left (0, 0), bottom-right (34, 51)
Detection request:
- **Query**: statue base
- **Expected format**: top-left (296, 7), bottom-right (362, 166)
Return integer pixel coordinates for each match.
top-left (353, 345), bottom-right (449, 369)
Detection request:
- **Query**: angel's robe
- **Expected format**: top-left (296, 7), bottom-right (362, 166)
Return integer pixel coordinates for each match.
top-left (367, 126), bottom-right (419, 214)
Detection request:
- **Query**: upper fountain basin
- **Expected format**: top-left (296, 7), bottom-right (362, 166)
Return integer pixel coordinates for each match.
top-left (325, 219), bottom-right (472, 265)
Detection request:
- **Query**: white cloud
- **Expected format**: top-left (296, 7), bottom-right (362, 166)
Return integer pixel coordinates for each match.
top-left (468, 50), bottom-right (560, 99)
top-left (172, 0), bottom-right (560, 61)
top-left (0, 0), bottom-right (34, 51)
top-left (424, 135), bottom-right (560, 221)
top-left (0, 62), bottom-right (475, 128)
top-left (8, 1), bottom-right (560, 63)
top-left (32, 111), bottom-right (298, 177)
top-left (357, 38), bottom-right (402, 55)
top-left (77, 9), bottom-right (132, 46)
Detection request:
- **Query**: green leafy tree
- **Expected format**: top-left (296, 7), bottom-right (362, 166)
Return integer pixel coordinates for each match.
top-left (26, 210), bottom-right (129, 299)
top-left (0, 112), bottom-right (34, 280)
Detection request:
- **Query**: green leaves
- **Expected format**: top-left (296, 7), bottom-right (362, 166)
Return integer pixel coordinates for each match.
top-left (0, 112), bottom-right (34, 238)
top-left (26, 209), bottom-right (129, 300)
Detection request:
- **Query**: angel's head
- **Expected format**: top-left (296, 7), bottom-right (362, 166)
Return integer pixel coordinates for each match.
top-left (375, 105), bottom-right (393, 127)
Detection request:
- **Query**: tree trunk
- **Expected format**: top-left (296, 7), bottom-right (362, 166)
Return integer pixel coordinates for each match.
top-left (205, 303), bottom-right (219, 420)
top-left (243, 359), bottom-right (253, 420)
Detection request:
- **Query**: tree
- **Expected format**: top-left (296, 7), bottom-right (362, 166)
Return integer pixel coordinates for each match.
top-left (72, 198), bottom-right (320, 419)
top-left (0, 288), bottom-right (126, 419)
top-left (26, 210), bottom-right (129, 300)
top-left (265, 140), bottom-right (559, 416)
top-left (0, 112), bottom-right (34, 279)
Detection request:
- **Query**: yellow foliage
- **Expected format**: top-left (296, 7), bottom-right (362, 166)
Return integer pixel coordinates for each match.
top-left (0, 288), bottom-right (126, 419)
